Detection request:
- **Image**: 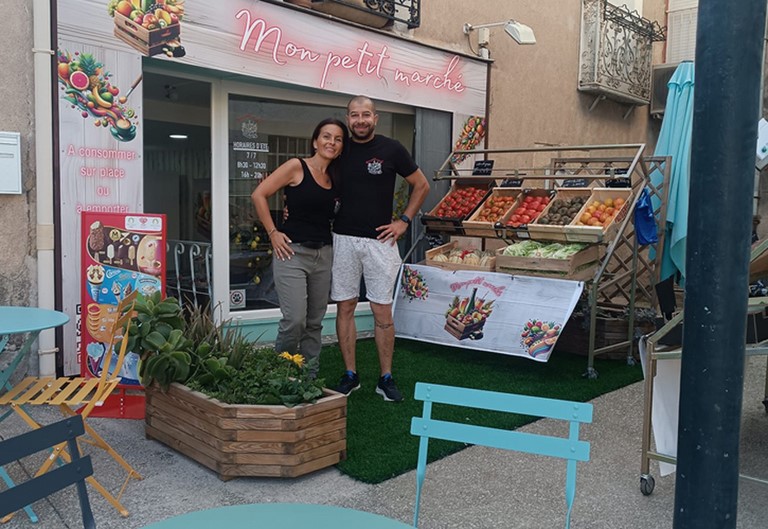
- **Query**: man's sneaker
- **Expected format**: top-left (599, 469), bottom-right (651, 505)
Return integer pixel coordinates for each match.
top-left (334, 371), bottom-right (360, 395)
top-left (376, 375), bottom-right (403, 402)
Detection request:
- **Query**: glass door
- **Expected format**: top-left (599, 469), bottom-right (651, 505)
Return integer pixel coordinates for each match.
top-left (226, 95), bottom-right (346, 311)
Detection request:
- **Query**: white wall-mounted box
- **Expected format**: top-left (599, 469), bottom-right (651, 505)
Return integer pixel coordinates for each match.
top-left (0, 132), bottom-right (22, 194)
top-left (757, 118), bottom-right (768, 171)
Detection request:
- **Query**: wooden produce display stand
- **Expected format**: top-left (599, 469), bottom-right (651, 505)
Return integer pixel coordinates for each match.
top-left (421, 144), bottom-right (672, 378)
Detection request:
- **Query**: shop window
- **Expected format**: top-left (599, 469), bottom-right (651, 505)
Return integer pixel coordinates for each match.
top-left (226, 94), bottom-right (413, 312)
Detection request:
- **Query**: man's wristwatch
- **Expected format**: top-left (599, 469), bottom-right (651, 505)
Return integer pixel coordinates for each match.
top-left (399, 214), bottom-right (412, 225)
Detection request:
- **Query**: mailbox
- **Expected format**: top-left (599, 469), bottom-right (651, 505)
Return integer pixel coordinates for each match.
top-left (0, 132), bottom-right (22, 194)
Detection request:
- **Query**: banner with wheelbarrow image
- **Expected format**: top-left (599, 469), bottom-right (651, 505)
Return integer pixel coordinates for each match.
top-left (393, 264), bottom-right (583, 362)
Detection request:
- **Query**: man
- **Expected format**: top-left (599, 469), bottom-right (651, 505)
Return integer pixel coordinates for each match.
top-left (332, 95), bottom-right (430, 402)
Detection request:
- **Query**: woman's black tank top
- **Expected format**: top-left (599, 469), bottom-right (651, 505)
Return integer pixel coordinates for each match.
top-left (281, 159), bottom-right (336, 244)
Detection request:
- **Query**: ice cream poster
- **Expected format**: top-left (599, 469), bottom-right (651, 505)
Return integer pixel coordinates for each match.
top-left (80, 212), bottom-right (166, 384)
top-left (393, 265), bottom-right (583, 362)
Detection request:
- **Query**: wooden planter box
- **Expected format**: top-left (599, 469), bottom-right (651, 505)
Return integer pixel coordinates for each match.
top-left (145, 383), bottom-right (347, 480)
top-left (311, 0), bottom-right (393, 29)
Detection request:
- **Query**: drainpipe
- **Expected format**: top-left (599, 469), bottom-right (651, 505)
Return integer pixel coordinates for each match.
top-left (33, 0), bottom-right (57, 376)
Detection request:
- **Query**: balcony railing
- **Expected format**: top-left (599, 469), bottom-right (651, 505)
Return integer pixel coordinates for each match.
top-left (310, 0), bottom-right (420, 29)
top-left (579, 0), bottom-right (666, 108)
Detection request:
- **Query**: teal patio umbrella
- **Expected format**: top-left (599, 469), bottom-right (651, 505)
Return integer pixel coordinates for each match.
top-left (651, 61), bottom-right (695, 284)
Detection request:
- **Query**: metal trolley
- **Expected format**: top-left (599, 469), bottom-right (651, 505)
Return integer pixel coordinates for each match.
top-left (639, 242), bottom-right (768, 495)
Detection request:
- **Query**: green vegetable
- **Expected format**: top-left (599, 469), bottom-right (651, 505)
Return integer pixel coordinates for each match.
top-left (502, 241), bottom-right (587, 259)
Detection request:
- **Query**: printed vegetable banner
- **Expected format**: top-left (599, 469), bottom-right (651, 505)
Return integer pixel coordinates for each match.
top-left (393, 265), bottom-right (584, 362)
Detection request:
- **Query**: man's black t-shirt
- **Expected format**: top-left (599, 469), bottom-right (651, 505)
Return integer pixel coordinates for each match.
top-left (333, 135), bottom-right (419, 239)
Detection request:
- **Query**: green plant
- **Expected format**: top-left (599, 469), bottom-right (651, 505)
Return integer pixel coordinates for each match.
top-left (188, 349), bottom-right (324, 407)
top-left (126, 294), bottom-right (325, 406)
top-left (122, 292), bottom-right (195, 389)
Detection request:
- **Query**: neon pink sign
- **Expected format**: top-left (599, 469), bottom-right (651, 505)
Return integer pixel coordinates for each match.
top-left (235, 9), bottom-right (465, 95)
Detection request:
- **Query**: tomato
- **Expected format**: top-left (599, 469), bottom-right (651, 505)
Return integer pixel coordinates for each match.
top-left (520, 214), bottom-right (531, 224)
top-left (524, 196), bottom-right (534, 204)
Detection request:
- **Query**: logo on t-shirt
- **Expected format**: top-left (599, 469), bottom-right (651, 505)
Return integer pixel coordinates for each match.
top-left (366, 158), bottom-right (383, 175)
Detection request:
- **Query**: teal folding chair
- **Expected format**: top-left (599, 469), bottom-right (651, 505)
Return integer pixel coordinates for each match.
top-left (410, 383), bottom-right (593, 528)
top-left (0, 415), bottom-right (95, 528)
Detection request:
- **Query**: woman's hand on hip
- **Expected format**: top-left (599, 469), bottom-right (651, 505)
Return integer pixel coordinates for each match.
top-left (270, 231), bottom-right (294, 260)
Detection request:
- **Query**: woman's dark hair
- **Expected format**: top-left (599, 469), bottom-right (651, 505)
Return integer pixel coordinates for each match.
top-left (310, 118), bottom-right (348, 188)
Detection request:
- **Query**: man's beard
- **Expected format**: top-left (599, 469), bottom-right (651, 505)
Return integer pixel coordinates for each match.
top-left (350, 126), bottom-right (374, 141)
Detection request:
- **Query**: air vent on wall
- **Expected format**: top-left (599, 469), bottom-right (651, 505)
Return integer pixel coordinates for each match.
top-left (650, 63), bottom-right (680, 119)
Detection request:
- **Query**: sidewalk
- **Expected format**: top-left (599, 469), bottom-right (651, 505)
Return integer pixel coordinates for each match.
top-left (3, 356), bottom-right (767, 529)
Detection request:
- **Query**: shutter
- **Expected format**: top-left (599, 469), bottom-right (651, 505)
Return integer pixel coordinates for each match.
top-left (666, 7), bottom-right (698, 63)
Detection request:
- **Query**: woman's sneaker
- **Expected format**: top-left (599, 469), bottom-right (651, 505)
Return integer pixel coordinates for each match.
top-left (334, 371), bottom-right (361, 395)
top-left (376, 375), bottom-right (403, 402)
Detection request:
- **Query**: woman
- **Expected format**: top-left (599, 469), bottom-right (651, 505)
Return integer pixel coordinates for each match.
top-left (251, 118), bottom-right (347, 376)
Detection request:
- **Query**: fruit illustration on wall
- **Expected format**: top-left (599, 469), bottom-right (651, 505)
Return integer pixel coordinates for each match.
top-left (450, 116), bottom-right (487, 165)
top-left (108, 0), bottom-right (186, 58)
top-left (520, 319), bottom-right (562, 358)
top-left (57, 50), bottom-right (139, 142)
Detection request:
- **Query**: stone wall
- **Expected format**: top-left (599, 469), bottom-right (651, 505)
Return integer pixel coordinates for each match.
top-left (0, 0), bottom-right (36, 308)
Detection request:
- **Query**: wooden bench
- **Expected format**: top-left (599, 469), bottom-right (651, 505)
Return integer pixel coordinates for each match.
top-left (0, 415), bottom-right (95, 528)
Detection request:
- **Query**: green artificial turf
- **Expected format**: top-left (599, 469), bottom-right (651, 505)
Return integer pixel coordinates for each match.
top-left (316, 338), bottom-right (643, 484)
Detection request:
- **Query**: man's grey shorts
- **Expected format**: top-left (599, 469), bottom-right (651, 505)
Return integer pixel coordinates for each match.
top-left (331, 233), bottom-right (401, 305)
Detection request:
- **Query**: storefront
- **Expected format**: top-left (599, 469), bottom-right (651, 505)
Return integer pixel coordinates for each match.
top-left (55, 0), bottom-right (488, 375)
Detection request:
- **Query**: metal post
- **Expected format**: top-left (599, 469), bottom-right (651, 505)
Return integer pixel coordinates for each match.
top-left (627, 233), bottom-right (638, 365)
top-left (673, 1), bottom-right (767, 528)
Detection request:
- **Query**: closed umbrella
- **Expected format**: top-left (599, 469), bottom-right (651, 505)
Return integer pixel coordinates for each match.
top-left (651, 61), bottom-right (695, 284)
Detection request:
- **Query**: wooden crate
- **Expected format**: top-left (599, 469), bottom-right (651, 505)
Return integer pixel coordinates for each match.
top-left (564, 188), bottom-right (633, 243)
top-left (113, 12), bottom-right (181, 57)
top-left (495, 243), bottom-right (603, 280)
top-left (425, 241), bottom-right (496, 271)
top-left (145, 383), bottom-right (347, 480)
top-left (554, 314), bottom-right (656, 358)
top-left (462, 188), bottom-right (521, 237)
top-left (526, 188), bottom-right (593, 242)
top-left (498, 189), bottom-right (555, 240)
top-left (444, 314), bottom-right (487, 340)
top-left (421, 179), bottom-right (493, 235)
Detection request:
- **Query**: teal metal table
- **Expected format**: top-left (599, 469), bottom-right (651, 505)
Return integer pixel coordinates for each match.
top-left (141, 504), bottom-right (414, 528)
top-left (0, 306), bottom-right (69, 523)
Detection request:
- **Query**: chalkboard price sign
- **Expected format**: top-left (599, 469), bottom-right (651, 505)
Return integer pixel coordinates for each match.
top-left (501, 178), bottom-right (523, 187)
top-left (561, 178), bottom-right (588, 188)
top-left (472, 159), bottom-right (495, 176)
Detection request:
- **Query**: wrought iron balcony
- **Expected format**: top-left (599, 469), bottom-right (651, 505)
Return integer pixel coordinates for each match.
top-left (310, 0), bottom-right (420, 29)
top-left (579, 0), bottom-right (665, 108)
